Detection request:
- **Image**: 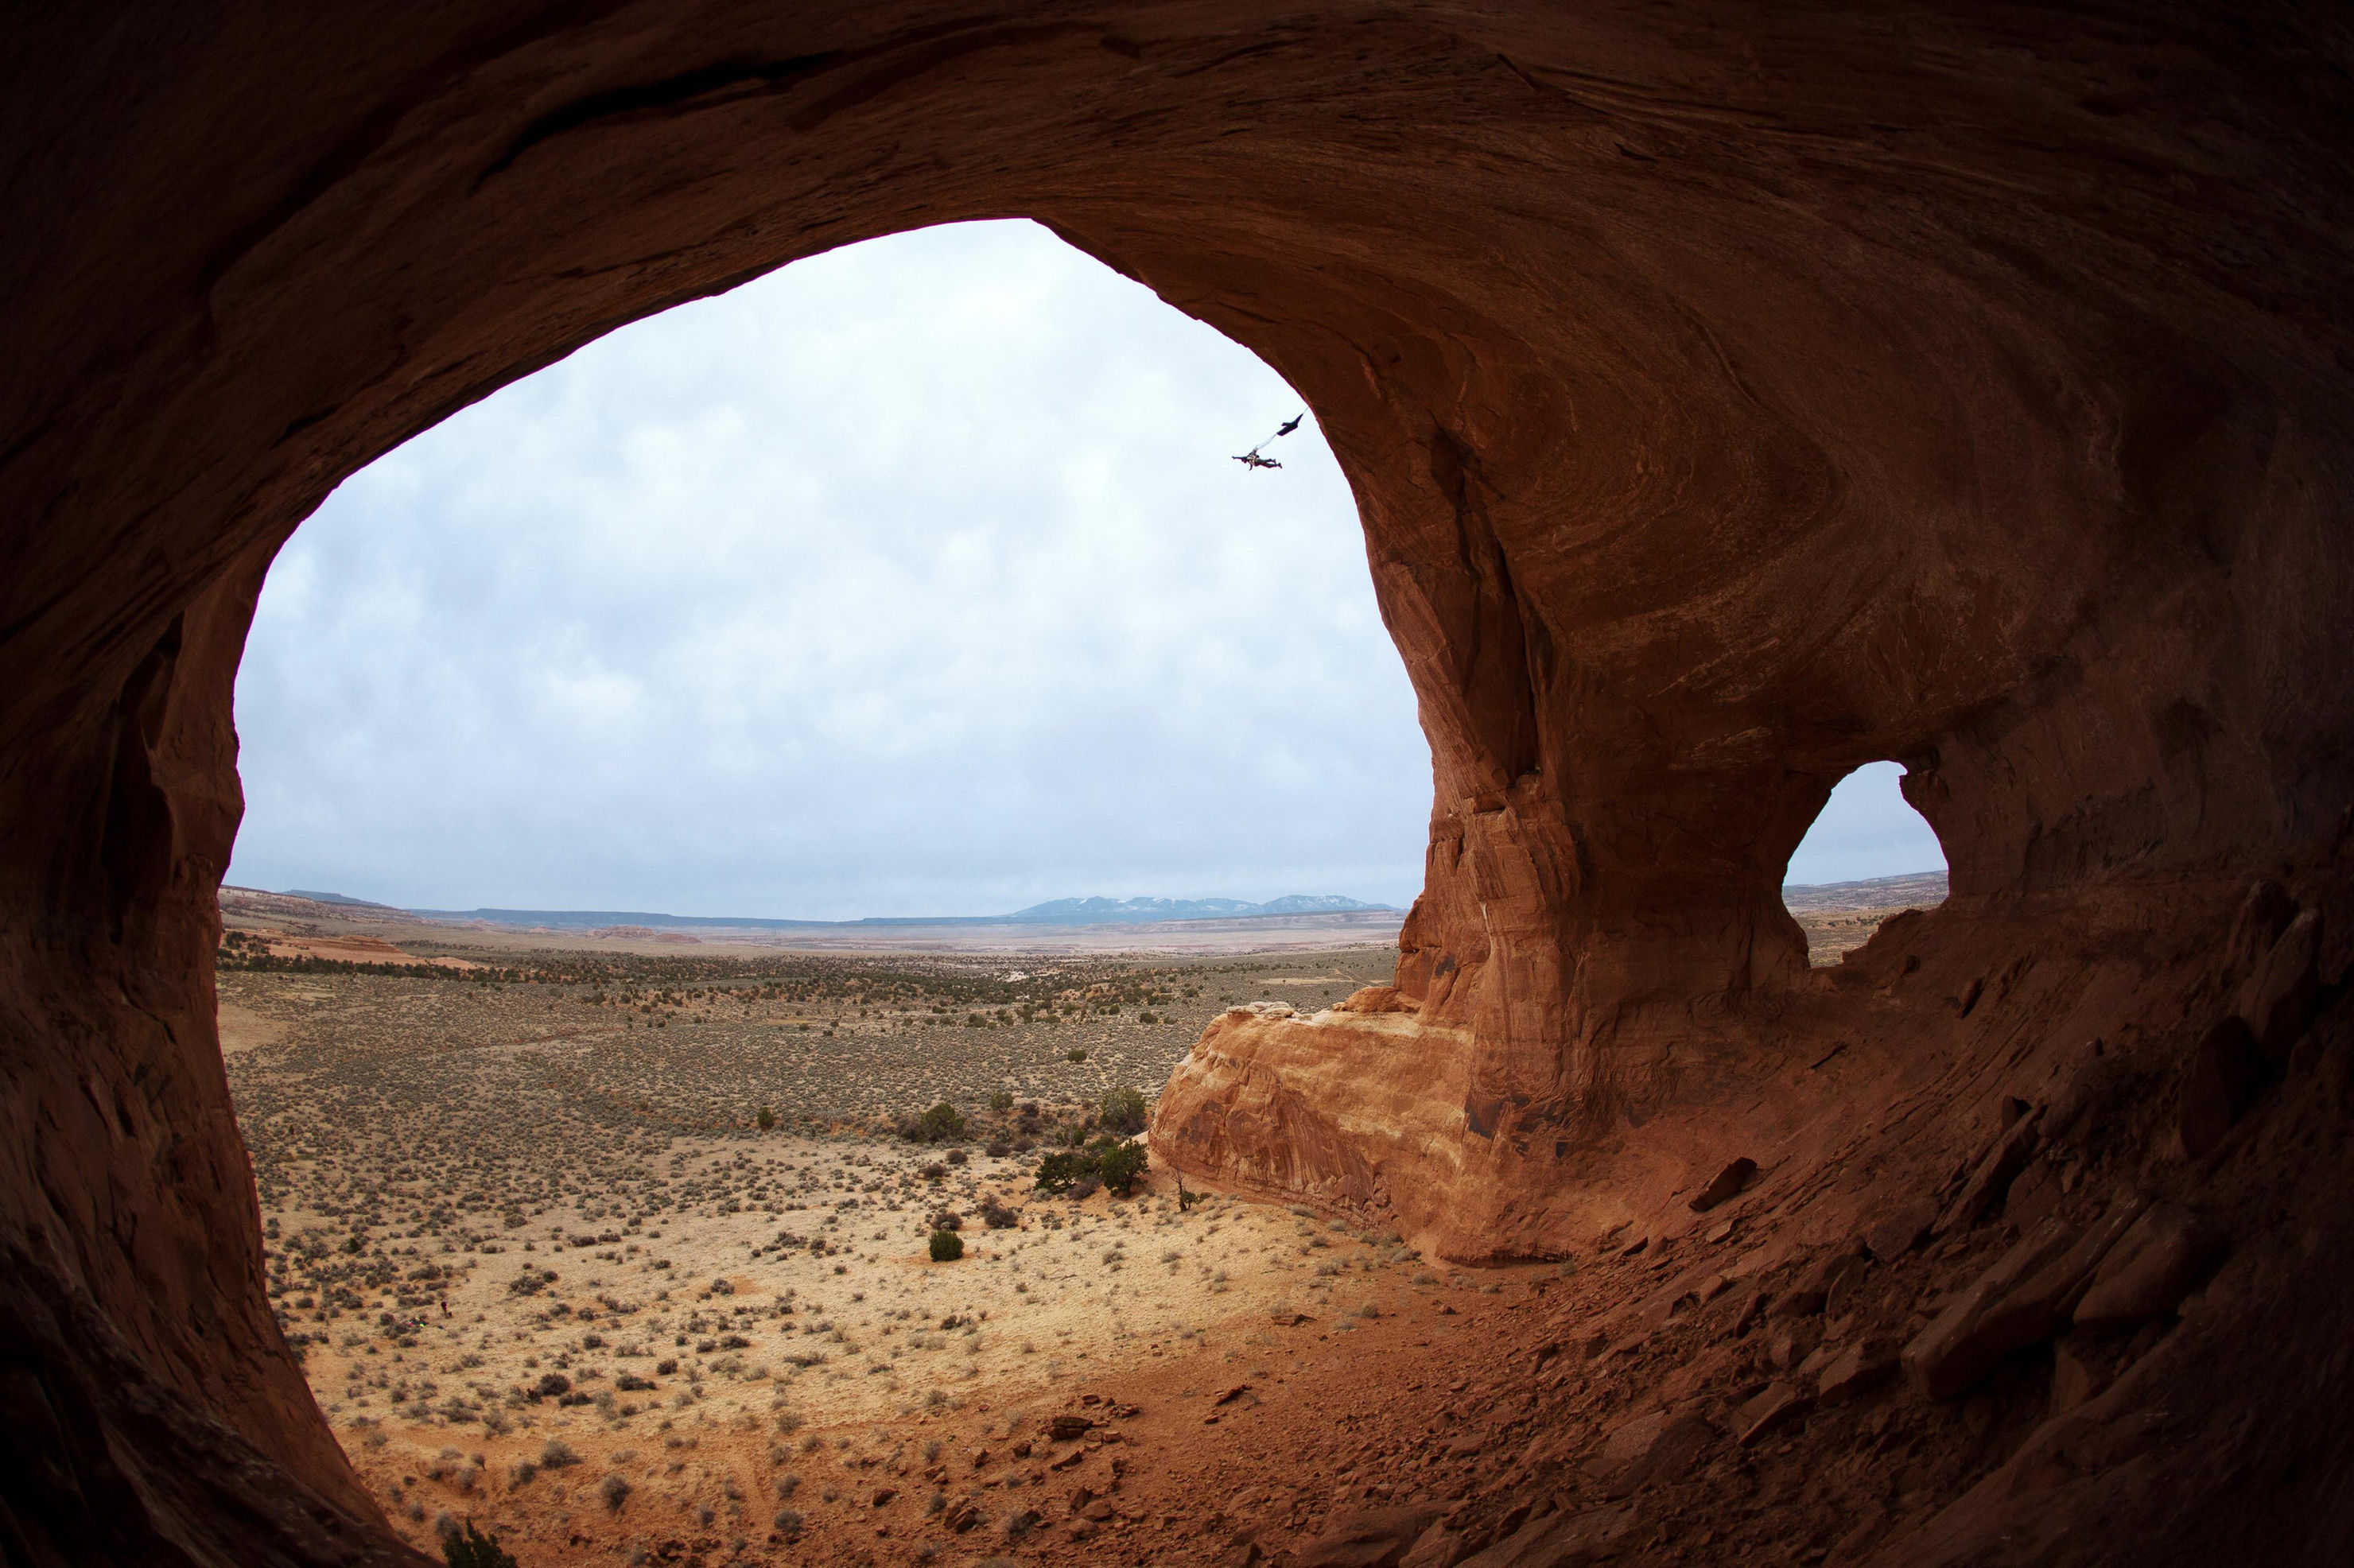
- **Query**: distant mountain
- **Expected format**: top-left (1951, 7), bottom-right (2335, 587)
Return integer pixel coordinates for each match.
top-left (1779, 869), bottom-right (1948, 913)
top-left (1003, 894), bottom-right (1389, 925)
top-left (219, 887), bottom-right (424, 925)
top-left (387, 894), bottom-right (1396, 930)
top-left (254, 889), bottom-right (1398, 931)
top-left (1254, 894), bottom-right (1381, 916)
top-left (283, 888), bottom-right (407, 910)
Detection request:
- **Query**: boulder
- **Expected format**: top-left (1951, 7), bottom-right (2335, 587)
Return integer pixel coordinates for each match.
top-left (1399, 1521), bottom-right (1469, 1568)
top-left (2001, 1153), bottom-right (2069, 1233)
top-left (2045, 1051), bottom-right (2130, 1140)
top-left (2072, 1203), bottom-right (2229, 1331)
top-left (2222, 879), bottom-right (2299, 984)
top-left (1457, 1504), bottom-right (1636, 1568)
top-left (1734, 1380), bottom-right (1813, 1446)
top-left (1688, 1158), bottom-right (1759, 1213)
top-left (1813, 1341), bottom-right (1901, 1406)
top-left (1934, 1111), bottom-right (2043, 1236)
top-left (2236, 909), bottom-right (2321, 1060)
top-left (1293, 1506), bottom-right (1447, 1568)
top-left (1585, 1407), bottom-right (1714, 1498)
top-left (2178, 1018), bottom-right (2263, 1159)
top-left (1774, 1244), bottom-right (1864, 1318)
top-left (1863, 1201), bottom-right (1938, 1263)
top-left (1902, 1196), bottom-right (2149, 1399)
top-left (2049, 1339), bottom-right (2107, 1416)
top-left (1821, 1254), bottom-right (1874, 1321)
top-left (1726, 1283), bottom-right (1770, 1339)
top-left (1585, 1408), bottom-right (1668, 1485)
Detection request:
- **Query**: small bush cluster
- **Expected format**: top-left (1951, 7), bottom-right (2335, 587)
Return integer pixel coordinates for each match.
top-left (929, 1229), bottom-right (965, 1263)
top-left (902, 1101), bottom-right (968, 1143)
top-left (1033, 1135), bottom-right (1149, 1198)
top-left (1097, 1087), bottom-right (1148, 1135)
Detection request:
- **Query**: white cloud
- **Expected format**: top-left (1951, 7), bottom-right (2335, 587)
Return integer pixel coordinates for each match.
top-left (229, 221), bottom-right (1943, 919)
top-left (230, 221), bottom-right (1435, 918)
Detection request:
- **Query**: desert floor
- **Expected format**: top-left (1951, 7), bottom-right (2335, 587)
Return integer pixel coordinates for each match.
top-left (219, 887), bottom-right (1949, 1568)
top-left (221, 934), bottom-right (1418, 1561)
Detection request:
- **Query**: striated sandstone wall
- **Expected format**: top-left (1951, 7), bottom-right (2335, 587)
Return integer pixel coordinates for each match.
top-left (2, 4), bottom-right (2351, 1563)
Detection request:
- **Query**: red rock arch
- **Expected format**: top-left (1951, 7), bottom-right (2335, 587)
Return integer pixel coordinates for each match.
top-left (3, 6), bottom-right (2349, 1562)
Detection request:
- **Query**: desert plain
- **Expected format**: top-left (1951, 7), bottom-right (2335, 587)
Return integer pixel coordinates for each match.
top-left (218, 881), bottom-right (1976, 1568)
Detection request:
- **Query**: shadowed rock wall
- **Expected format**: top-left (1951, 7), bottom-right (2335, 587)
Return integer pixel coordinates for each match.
top-left (1, 4), bottom-right (2349, 1563)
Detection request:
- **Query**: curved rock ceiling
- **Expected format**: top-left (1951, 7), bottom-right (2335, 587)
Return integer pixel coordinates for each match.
top-left (2, 4), bottom-right (2349, 1563)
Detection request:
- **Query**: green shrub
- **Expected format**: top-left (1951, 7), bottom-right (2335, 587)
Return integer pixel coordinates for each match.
top-left (929, 1229), bottom-right (965, 1263)
top-left (1066, 1047), bottom-right (1088, 1062)
top-left (444, 1520), bottom-right (519, 1568)
top-left (1034, 1150), bottom-right (1091, 1196)
top-left (1098, 1087), bottom-right (1148, 1135)
top-left (1093, 1136), bottom-right (1148, 1197)
top-left (756, 1104), bottom-right (776, 1131)
top-left (912, 1101), bottom-right (967, 1143)
top-left (1033, 1137), bottom-right (1148, 1198)
top-left (989, 1089), bottom-right (1015, 1112)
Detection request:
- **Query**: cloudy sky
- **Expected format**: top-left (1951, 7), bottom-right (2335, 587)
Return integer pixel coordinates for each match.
top-left (227, 220), bottom-right (1941, 919)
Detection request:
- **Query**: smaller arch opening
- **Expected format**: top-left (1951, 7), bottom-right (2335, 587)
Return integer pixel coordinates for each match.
top-left (1781, 760), bottom-right (1948, 965)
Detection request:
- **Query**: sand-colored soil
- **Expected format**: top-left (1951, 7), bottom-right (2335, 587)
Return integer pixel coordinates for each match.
top-left (1795, 905), bottom-right (1921, 966)
top-left (216, 895), bottom-right (1950, 1566)
top-left (301, 1155), bottom-right (1433, 1564)
top-left (217, 999), bottom-right (291, 1055)
top-left (219, 941), bottom-right (1410, 1560)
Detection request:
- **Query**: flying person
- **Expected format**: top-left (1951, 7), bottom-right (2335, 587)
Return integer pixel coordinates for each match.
top-left (1232, 409), bottom-right (1308, 471)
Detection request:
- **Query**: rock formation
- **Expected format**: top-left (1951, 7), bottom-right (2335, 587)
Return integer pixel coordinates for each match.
top-left (1, 4), bottom-right (2349, 1564)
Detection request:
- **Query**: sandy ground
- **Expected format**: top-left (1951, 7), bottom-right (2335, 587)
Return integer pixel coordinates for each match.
top-left (217, 883), bottom-right (1946, 1566)
top-left (307, 1155), bottom-right (1428, 1563)
top-left (218, 1000), bottom-right (290, 1055)
top-left (219, 938), bottom-right (1412, 1561)
top-left (1797, 906), bottom-right (1915, 966)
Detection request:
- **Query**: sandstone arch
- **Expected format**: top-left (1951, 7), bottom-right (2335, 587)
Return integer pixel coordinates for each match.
top-left (3, 5), bottom-right (2350, 1563)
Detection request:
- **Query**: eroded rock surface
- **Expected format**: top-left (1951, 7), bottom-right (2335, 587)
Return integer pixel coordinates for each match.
top-left (3, 3), bottom-right (2352, 1564)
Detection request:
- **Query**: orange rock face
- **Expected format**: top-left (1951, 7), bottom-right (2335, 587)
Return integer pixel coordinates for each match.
top-left (2, 5), bottom-right (2351, 1564)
